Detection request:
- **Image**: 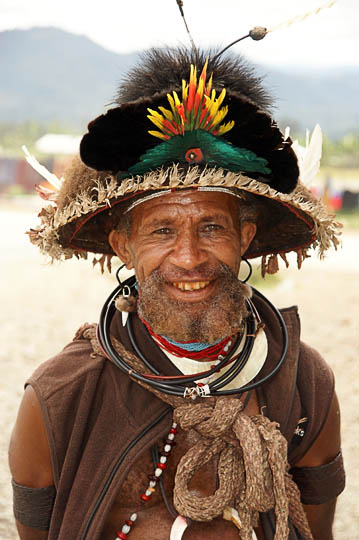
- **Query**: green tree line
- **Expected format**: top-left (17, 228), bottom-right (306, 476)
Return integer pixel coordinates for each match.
top-left (0, 122), bottom-right (79, 157)
top-left (0, 122), bottom-right (358, 168)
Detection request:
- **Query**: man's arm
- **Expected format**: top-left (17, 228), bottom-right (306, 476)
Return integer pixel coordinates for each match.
top-left (9, 385), bottom-right (54, 540)
top-left (293, 391), bottom-right (342, 540)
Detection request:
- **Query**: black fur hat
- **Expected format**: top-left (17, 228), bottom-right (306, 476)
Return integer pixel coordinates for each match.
top-left (80, 47), bottom-right (299, 194)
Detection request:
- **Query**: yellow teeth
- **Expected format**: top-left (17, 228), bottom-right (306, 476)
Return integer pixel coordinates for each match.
top-left (172, 281), bottom-right (210, 291)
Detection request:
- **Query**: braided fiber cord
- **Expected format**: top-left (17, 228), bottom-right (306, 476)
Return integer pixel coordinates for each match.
top-left (83, 324), bottom-right (313, 539)
top-left (173, 400), bottom-right (313, 540)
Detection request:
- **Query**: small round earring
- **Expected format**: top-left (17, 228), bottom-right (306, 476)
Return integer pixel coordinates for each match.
top-left (114, 265), bottom-right (137, 313)
top-left (241, 258), bottom-right (253, 283)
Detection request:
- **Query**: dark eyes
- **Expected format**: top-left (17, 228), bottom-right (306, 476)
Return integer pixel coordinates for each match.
top-left (202, 223), bottom-right (223, 232)
top-left (152, 227), bottom-right (173, 235)
top-left (151, 224), bottom-right (224, 235)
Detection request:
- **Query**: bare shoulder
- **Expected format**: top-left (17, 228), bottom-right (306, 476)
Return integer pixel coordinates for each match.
top-left (9, 385), bottom-right (54, 487)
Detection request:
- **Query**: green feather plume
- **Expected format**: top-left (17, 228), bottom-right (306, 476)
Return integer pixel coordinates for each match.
top-left (127, 130), bottom-right (270, 177)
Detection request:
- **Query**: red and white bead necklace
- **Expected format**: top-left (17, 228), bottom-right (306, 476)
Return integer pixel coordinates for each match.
top-left (115, 422), bottom-right (178, 540)
top-left (139, 314), bottom-right (233, 362)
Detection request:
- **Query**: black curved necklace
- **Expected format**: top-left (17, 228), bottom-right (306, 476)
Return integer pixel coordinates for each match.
top-left (97, 268), bottom-right (288, 397)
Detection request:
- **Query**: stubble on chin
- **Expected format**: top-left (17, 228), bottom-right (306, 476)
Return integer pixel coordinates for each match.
top-left (137, 263), bottom-right (250, 342)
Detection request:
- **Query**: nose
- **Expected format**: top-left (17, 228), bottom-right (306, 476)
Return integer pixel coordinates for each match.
top-left (168, 229), bottom-right (208, 270)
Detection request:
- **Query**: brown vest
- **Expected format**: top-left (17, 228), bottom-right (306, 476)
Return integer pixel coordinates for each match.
top-left (28, 295), bottom-right (334, 539)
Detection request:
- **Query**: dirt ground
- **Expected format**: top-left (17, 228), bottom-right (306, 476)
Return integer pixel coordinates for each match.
top-left (0, 198), bottom-right (358, 539)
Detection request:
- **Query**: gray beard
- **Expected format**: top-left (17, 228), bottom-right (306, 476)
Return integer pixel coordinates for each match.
top-left (137, 263), bottom-right (250, 343)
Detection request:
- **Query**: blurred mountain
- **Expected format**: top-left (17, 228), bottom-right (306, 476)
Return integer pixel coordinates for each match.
top-left (1, 27), bottom-right (358, 137)
top-left (264, 66), bottom-right (359, 138)
top-left (0, 27), bottom-right (137, 130)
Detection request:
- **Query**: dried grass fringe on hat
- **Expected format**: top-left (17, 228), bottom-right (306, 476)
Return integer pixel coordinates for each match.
top-left (28, 158), bottom-right (341, 276)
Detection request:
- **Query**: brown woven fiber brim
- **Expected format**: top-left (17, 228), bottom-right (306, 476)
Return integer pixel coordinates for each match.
top-left (28, 161), bottom-right (341, 275)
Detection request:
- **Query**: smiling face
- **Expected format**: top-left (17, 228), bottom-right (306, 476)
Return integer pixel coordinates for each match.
top-left (109, 190), bottom-right (257, 341)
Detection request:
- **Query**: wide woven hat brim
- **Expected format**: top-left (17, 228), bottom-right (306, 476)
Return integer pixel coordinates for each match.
top-left (58, 186), bottom-right (314, 261)
top-left (29, 159), bottom-right (340, 274)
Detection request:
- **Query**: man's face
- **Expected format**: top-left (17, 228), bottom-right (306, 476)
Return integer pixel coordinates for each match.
top-left (110, 190), bottom-right (256, 341)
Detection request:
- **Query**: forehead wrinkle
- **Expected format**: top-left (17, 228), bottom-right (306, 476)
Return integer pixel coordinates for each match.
top-left (141, 211), bottom-right (233, 231)
top-left (131, 191), bottom-right (239, 232)
top-left (144, 217), bottom-right (175, 228)
top-left (199, 213), bottom-right (232, 224)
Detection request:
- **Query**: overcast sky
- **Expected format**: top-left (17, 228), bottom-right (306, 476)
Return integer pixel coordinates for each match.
top-left (1, 0), bottom-right (358, 67)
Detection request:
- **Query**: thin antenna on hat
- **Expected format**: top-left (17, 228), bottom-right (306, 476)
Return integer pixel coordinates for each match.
top-left (268, 0), bottom-right (337, 33)
top-left (175, 0), bottom-right (198, 55)
top-left (213, 0), bottom-right (338, 60)
top-left (212, 27), bottom-right (267, 61)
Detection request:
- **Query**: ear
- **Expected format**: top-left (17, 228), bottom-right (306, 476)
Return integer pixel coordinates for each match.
top-left (240, 222), bottom-right (257, 256)
top-left (108, 230), bottom-right (134, 269)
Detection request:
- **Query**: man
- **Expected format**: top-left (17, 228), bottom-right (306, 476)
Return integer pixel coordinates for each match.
top-left (9, 49), bottom-right (344, 540)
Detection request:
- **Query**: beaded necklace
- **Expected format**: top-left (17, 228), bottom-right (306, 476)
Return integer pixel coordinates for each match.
top-left (115, 422), bottom-right (178, 540)
top-left (139, 315), bottom-right (233, 361)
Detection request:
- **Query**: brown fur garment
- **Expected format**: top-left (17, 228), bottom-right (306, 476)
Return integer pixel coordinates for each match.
top-left (56, 156), bottom-right (112, 211)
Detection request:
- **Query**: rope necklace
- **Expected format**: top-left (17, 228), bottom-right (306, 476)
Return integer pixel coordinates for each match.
top-left (114, 388), bottom-right (254, 540)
